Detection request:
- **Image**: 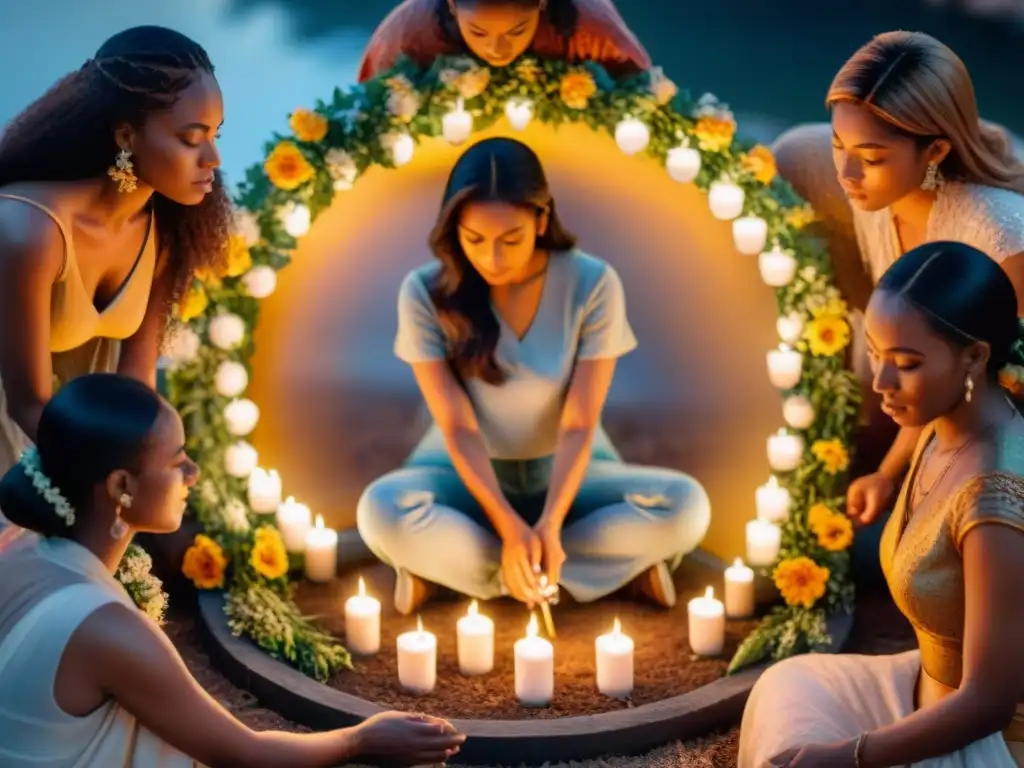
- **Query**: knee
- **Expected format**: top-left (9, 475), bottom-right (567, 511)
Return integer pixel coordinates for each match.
top-left (355, 477), bottom-right (406, 551)
top-left (658, 474), bottom-right (712, 550)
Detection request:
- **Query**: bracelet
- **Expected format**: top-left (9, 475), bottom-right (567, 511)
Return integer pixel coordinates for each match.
top-left (853, 732), bottom-right (868, 768)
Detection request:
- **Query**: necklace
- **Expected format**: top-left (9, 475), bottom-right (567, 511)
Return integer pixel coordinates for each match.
top-left (907, 418), bottom-right (1002, 517)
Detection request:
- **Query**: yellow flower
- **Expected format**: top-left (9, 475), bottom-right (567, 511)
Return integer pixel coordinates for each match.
top-left (515, 58), bottom-right (543, 83)
top-left (741, 144), bottom-right (777, 185)
top-left (692, 115), bottom-right (736, 153)
top-left (814, 513), bottom-right (854, 552)
top-left (805, 314), bottom-right (851, 357)
top-left (773, 556), bottom-right (830, 608)
top-left (264, 141), bottom-right (315, 190)
top-left (807, 503), bottom-right (835, 531)
top-left (560, 70), bottom-right (597, 109)
top-left (182, 534), bottom-right (228, 589)
top-left (784, 204), bottom-right (818, 230)
top-left (250, 526), bottom-right (289, 580)
top-left (223, 234), bottom-right (253, 278)
top-left (999, 365), bottom-right (1024, 396)
top-left (811, 438), bottom-right (850, 475)
top-left (455, 68), bottom-right (491, 99)
top-left (179, 284), bottom-right (208, 322)
top-left (289, 108), bottom-right (328, 142)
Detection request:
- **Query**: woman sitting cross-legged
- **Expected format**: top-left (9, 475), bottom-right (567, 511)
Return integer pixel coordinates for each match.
top-left (357, 137), bottom-right (711, 615)
top-left (0, 374), bottom-right (465, 767)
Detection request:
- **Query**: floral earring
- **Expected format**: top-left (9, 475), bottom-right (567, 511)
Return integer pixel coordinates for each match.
top-left (921, 161), bottom-right (943, 192)
top-left (107, 147), bottom-right (137, 194)
top-left (965, 374), bottom-right (975, 404)
top-left (110, 492), bottom-right (132, 539)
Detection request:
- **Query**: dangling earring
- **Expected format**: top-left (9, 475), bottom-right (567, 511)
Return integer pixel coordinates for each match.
top-left (965, 374), bottom-right (975, 404)
top-left (921, 162), bottom-right (943, 192)
top-left (107, 148), bottom-right (138, 194)
top-left (110, 492), bottom-right (132, 539)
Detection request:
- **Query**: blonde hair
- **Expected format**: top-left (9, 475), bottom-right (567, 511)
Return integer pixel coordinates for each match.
top-left (827, 30), bottom-right (1024, 195)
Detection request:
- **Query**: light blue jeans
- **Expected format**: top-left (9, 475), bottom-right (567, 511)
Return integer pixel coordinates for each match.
top-left (356, 428), bottom-right (712, 603)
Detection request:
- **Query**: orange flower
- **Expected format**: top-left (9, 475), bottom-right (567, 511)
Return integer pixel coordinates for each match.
top-left (811, 438), bottom-right (850, 475)
top-left (807, 503), bottom-right (835, 531)
top-left (250, 526), bottom-right (289, 580)
top-left (741, 145), bottom-right (777, 185)
top-left (692, 115), bottom-right (736, 153)
top-left (264, 141), bottom-right (315, 190)
top-left (560, 70), bottom-right (597, 109)
top-left (182, 534), bottom-right (228, 589)
top-left (289, 108), bottom-right (329, 142)
top-left (814, 513), bottom-right (854, 552)
top-left (773, 556), bottom-right (829, 608)
top-left (999, 365), bottom-right (1024, 396)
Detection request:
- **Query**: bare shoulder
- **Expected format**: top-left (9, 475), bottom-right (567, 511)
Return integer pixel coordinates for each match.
top-left (69, 600), bottom-right (169, 669)
top-left (0, 182), bottom-right (70, 279)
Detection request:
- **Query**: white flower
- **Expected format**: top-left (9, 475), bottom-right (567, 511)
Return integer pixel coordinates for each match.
top-left (209, 313), bottom-right (246, 350)
top-left (224, 398), bottom-right (260, 437)
top-left (222, 498), bottom-right (251, 534)
top-left (387, 90), bottom-right (421, 122)
top-left (325, 148), bottom-right (358, 191)
top-left (214, 360), bottom-right (249, 397)
top-left (278, 201), bottom-right (311, 238)
top-left (438, 68), bottom-right (460, 86)
top-left (241, 265), bottom-right (277, 299)
top-left (694, 92), bottom-right (734, 123)
top-left (200, 479), bottom-right (220, 506)
top-left (232, 208), bottom-right (261, 247)
top-left (159, 323), bottom-right (200, 368)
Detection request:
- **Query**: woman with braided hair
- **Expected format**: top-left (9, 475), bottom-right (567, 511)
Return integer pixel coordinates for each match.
top-left (739, 242), bottom-right (1024, 768)
top-left (0, 26), bottom-right (232, 536)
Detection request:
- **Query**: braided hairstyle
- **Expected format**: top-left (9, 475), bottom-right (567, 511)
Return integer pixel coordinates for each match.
top-left (0, 26), bottom-right (231, 324)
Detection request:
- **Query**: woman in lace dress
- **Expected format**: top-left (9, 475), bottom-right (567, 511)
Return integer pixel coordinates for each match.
top-left (774, 31), bottom-right (1024, 577)
top-left (739, 241), bottom-right (1024, 768)
top-left (0, 374), bottom-right (466, 767)
top-left (358, 0), bottom-right (649, 81)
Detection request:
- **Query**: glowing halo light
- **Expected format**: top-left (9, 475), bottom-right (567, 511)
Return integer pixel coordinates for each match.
top-left (164, 54), bottom-right (860, 682)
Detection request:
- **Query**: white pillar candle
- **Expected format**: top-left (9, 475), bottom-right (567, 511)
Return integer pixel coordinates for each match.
top-left (281, 203), bottom-right (311, 238)
top-left (708, 180), bottom-right (745, 220)
top-left (759, 245), bottom-right (798, 287)
top-left (783, 395), bottom-right (816, 430)
top-left (746, 519), bottom-right (782, 566)
top-left (224, 441), bottom-right (258, 478)
top-left (766, 344), bottom-right (803, 389)
top-left (767, 428), bottom-right (805, 472)
top-left (667, 145), bottom-right (701, 182)
top-left (615, 116), bottom-right (651, 156)
top-left (732, 216), bottom-right (768, 254)
top-left (224, 398), bottom-right (260, 436)
top-left (756, 475), bottom-right (792, 522)
top-left (505, 98), bottom-right (534, 131)
top-left (247, 468), bottom-right (282, 514)
top-left (397, 616), bottom-right (437, 695)
top-left (514, 614), bottom-right (554, 707)
top-left (345, 576), bottom-right (381, 656)
top-left (724, 557), bottom-right (755, 618)
top-left (276, 496), bottom-right (312, 553)
top-left (595, 617), bottom-right (634, 698)
top-left (303, 514), bottom-right (338, 583)
top-left (391, 133), bottom-right (415, 166)
top-left (442, 97), bottom-right (473, 145)
top-left (776, 312), bottom-right (806, 345)
top-left (687, 586), bottom-right (726, 656)
top-left (456, 600), bottom-right (494, 676)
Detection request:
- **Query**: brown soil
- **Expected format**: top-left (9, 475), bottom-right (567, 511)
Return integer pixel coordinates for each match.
top-left (293, 560), bottom-right (759, 720)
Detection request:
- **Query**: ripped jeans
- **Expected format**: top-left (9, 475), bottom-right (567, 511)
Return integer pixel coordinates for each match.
top-left (356, 427), bottom-right (712, 603)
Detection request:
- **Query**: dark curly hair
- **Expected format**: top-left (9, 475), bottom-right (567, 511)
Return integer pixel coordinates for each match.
top-left (0, 25), bottom-right (231, 324)
top-left (436, 0), bottom-right (580, 50)
top-left (428, 137), bottom-right (576, 384)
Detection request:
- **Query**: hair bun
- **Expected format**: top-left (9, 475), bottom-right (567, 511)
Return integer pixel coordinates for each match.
top-left (0, 461), bottom-right (68, 538)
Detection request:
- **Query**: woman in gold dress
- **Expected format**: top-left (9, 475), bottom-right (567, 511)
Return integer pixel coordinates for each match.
top-left (739, 240), bottom-right (1024, 767)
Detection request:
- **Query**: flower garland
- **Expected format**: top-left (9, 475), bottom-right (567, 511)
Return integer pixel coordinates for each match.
top-left (162, 53), bottom-right (861, 679)
top-left (115, 543), bottom-right (169, 624)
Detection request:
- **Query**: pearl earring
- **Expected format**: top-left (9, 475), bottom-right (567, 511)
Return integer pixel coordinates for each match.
top-left (965, 374), bottom-right (975, 404)
top-left (110, 493), bottom-right (133, 539)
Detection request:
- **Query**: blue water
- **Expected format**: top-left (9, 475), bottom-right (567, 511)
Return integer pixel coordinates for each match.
top-left (3, 0), bottom-right (1021, 184)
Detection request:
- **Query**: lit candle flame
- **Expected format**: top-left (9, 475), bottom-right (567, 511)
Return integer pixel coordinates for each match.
top-left (416, 615), bottom-right (424, 634)
top-left (526, 613), bottom-right (538, 638)
top-left (455, 96), bottom-right (465, 113)
top-left (612, 617), bottom-right (621, 635)
top-left (776, 427), bottom-right (787, 437)
top-left (733, 557), bottom-right (744, 569)
top-left (468, 600), bottom-right (478, 616)
top-left (284, 495), bottom-right (295, 505)
top-left (357, 576), bottom-right (366, 598)
top-left (704, 585), bottom-right (715, 600)
top-left (314, 514), bottom-right (324, 530)
top-left (767, 475), bottom-right (779, 489)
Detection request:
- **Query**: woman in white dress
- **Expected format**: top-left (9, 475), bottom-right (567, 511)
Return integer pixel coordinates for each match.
top-left (0, 374), bottom-right (465, 767)
top-left (738, 241), bottom-right (1024, 767)
top-left (774, 31), bottom-right (1024, 576)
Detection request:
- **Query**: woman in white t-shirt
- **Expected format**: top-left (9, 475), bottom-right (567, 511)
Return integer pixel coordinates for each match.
top-left (356, 137), bottom-right (711, 615)
top-left (0, 374), bottom-right (464, 767)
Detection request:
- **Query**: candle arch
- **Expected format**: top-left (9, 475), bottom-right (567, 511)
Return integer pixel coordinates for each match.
top-left (159, 53), bottom-right (862, 681)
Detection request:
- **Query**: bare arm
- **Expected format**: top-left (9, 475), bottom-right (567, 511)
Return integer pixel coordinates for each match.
top-left (859, 525), bottom-right (1024, 766)
top-left (0, 206), bottom-right (65, 443)
top-left (409, 360), bottom-right (521, 538)
top-left (70, 603), bottom-right (358, 768)
top-left (999, 252), bottom-right (1024, 317)
top-left (118, 253), bottom-right (174, 388)
top-left (538, 358), bottom-right (617, 528)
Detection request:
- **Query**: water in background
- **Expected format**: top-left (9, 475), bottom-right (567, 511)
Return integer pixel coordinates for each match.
top-left (3, 0), bottom-right (1021, 184)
